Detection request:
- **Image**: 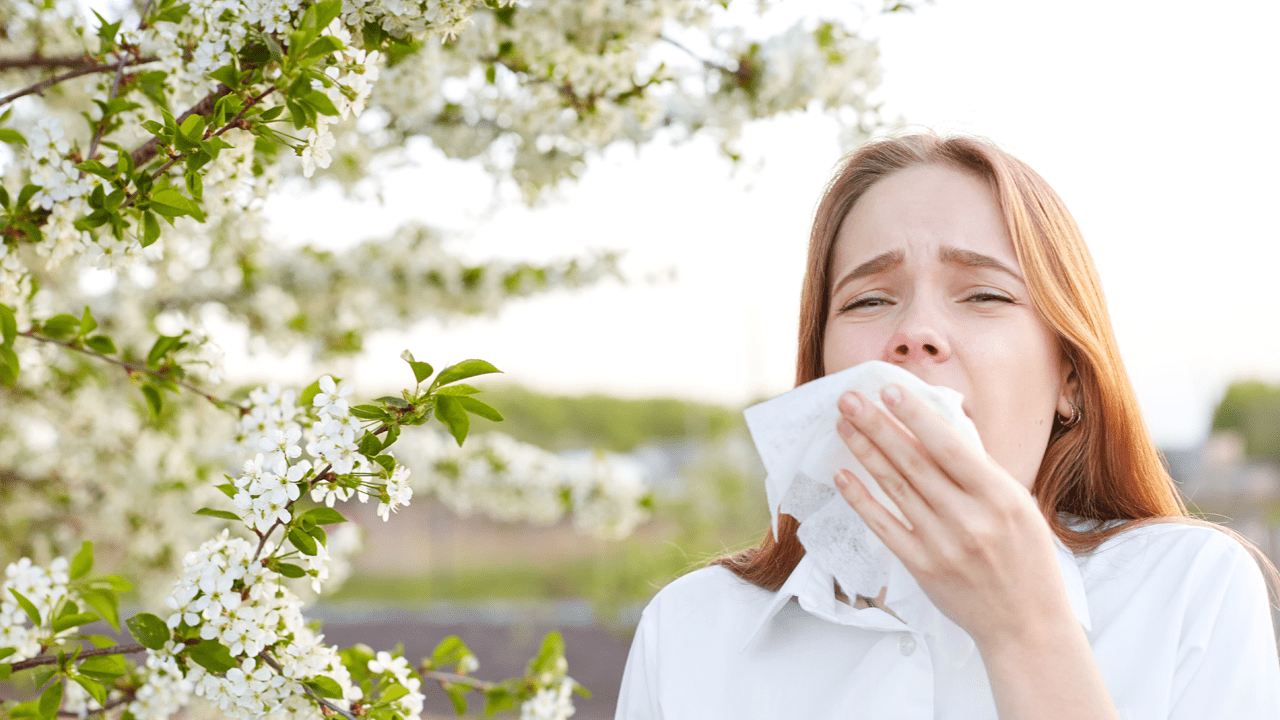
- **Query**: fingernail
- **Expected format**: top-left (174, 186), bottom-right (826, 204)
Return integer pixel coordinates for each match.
top-left (839, 391), bottom-right (862, 416)
top-left (834, 469), bottom-right (850, 488)
top-left (882, 385), bottom-right (902, 406)
top-left (836, 418), bottom-right (855, 439)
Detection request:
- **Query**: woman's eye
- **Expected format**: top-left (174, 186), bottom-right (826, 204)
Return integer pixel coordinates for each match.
top-left (966, 291), bottom-right (1014, 304)
top-left (839, 296), bottom-right (891, 312)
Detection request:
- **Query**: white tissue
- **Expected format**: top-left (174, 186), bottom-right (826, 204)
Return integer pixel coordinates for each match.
top-left (743, 360), bottom-right (986, 665)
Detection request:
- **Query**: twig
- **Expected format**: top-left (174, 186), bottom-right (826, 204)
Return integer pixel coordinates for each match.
top-left (86, 0), bottom-right (155, 161)
top-left (18, 329), bottom-right (233, 409)
top-left (658, 34), bottom-right (734, 74)
top-left (259, 652), bottom-right (359, 720)
top-left (8, 643), bottom-right (146, 673)
top-left (251, 461), bottom-right (333, 562)
top-left (0, 57), bottom-right (157, 109)
top-left (127, 85), bottom-right (233, 169)
top-left (423, 670), bottom-right (495, 691)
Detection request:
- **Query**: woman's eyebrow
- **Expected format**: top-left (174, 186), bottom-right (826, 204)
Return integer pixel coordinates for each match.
top-left (830, 249), bottom-right (904, 295)
top-left (938, 246), bottom-right (1024, 282)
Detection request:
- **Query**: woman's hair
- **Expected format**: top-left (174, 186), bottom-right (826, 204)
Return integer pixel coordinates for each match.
top-left (713, 131), bottom-right (1278, 595)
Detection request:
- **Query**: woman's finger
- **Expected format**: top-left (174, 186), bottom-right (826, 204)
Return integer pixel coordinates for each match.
top-left (838, 390), bottom-right (971, 515)
top-left (836, 416), bottom-right (935, 532)
top-left (833, 467), bottom-right (925, 570)
top-left (876, 384), bottom-right (1019, 501)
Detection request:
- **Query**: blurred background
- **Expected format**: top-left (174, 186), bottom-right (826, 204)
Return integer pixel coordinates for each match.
top-left (233, 1), bottom-right (1280, 717)
top-left (7, 0), bottom-right (1274, 717)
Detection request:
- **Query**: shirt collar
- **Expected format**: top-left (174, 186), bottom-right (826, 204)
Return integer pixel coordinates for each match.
top-left (740, 531), bottom-right (1092, 653)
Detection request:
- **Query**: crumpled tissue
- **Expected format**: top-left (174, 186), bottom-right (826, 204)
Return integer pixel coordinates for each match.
top-left (743, 360), bottom-right (984, 666)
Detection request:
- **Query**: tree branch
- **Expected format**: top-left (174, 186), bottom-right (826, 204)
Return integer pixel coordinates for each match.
top-left (128, 85), bottom-right (234, 170)
top-left (18, 329), bottom-right (234, 409)
top-left (0, 57), bottom-right (157, 109)
top-left (424, 670), bottom-right (495, 691)
top-left (87, 0), bottom-right (156, 161)
top-left (8, 643), bottom-right (146, 673)
top-left (259, 652), bottom-right (359, 720)
top-left (122, 86), bottom-right (274, 212)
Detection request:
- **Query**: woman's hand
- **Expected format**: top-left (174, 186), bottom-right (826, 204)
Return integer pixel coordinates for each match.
top-left (832, 383), bottom-right (1074, 650)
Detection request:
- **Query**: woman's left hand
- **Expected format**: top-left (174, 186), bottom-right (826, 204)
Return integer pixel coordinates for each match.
top-left (833, 383), bottom-right (1075, 650)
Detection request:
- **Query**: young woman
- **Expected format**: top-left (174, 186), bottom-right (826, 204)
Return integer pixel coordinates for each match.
top-left (615, 133), bottom-right (1280, 719)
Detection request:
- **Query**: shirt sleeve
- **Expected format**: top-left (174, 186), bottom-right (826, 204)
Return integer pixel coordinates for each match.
top-left (615, 607), bottom-right (663, 720)
top-left (1168, 532), bottom-right (1280, 719)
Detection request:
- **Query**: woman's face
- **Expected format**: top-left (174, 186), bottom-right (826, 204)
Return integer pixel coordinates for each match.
top-left (823, 163), bottom-right (1074, 490)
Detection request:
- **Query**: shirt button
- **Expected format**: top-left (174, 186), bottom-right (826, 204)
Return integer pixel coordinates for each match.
top-left (898, 634), bottom-right (917, 656)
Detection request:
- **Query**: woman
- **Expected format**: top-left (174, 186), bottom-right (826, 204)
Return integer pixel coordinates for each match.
top-left (614, 133), bottom-right (1280, 719)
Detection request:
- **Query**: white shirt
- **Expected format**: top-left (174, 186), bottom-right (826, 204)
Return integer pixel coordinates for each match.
top-left (615, 520), bottom-right (1280, 719)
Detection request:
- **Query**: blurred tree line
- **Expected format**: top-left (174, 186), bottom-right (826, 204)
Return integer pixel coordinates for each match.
top-left (1213, 380), bottom-right (1280, 463)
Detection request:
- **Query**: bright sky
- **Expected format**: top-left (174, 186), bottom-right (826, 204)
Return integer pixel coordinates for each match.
top-left (253, 0), bottom-right (1280, 450)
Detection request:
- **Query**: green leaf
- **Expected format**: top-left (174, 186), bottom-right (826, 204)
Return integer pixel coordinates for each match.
top-left (457, 396), bottom-right (503, 422)
top-left (349, 404), bottom-right (386, 421)
top-left (208, 64), bottom-right (240, 89)
top-left (430, 636), bottom-right (470, 668)
top-left (374, 395), bottom-right (409, 409)
top-left (194, 507), bottom-right (240, 521)
top-left (299, 378), bottom-right (323, 408)
top-left (434, 384), bottom-right (480, 396)
top-left (97, 575), bottom-right (131, 592)
top-left (0, 303), bottom-right (15, 345)
top-left (0, 663), bottom-right (10, 681)
top-left (0, 128), bottom-right (27, 145)
top-left (300, 507), bottom-right (347, 525)
top-left (126, 613), bottom-right (170, 650)
top-left (75, 160), bottom-right (116, 180)
top-left (302, 89), bottom-right (340, 117)
top-left (38, 680), bottom-right (63, 720)
top-left (78, 589), bottom-right (119, 632)
top-left (10, 588), bottom-right (41, 626)
top-left (288, 528), bottom-right (317, 556)
top-left (0, 345), bottom-right (20, 387)
top-left (78, 306), bottom-right (97, 336)
top-left (305, 675), bottom-right (344, 699)
top-left (70, 541), bottom-right (93, 580)
top-left (405, 355), bottom-right (432, 384)
top-left (433, 359), bottom-right (501, 388)
top-left (149, 188), bottom-right (204, 222)
top-left (381, 684), bottom-right (409, 703)
top-left (84, 635), bottom-right (115, 649)
top-left (528, 631), bottom-right (565, 676)
top-left (72, 675), bottom-right (107, 706)
top-left (314, 0), bottom-right (342, 30)
top-left (41, 314), bottom-right (80, 340)
top-left (0, 647), bottom-right (13, 661)
top-left (445, 683), bottom-right (469, 715)
top-left (186, 638), bottom-right (235, 673)
top-left (357, 432), bottom-right (382, 457)
top-left (275, 562), bottom-right (306, 578)
top-left (433, 395), bottom-right (469, 446)
top-left (145, 334), bottom-right (181, 368)
top-left (17, 184), bottom-right (39, 208)
top-left (86, 335), bottom-right (116, 354)
top-left (485, 687), bottom-right (516, 715)
top-left (140, 210), bottom-right (161, 247)
top-left (52, 612), bottom-right (100, 633)
top-left (78, 653), bottom-right (128, 684)
top-left (7, 700), bottom-right (39, 719)
top-left (141, 385), bottom-right (163, 419)
top-left (304, 35), bottom-right (344, 61)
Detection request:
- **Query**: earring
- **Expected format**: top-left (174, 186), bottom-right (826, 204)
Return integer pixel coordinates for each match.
top-left (1059, 401), bottom-right (1082, 428)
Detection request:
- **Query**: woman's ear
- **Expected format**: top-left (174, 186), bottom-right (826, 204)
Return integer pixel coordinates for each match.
top-left (1056, 350), bottom-right (1080, 418)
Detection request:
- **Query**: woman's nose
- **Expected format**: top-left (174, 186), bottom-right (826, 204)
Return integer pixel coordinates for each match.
top-left (885, 306), bottom-right (952, 364)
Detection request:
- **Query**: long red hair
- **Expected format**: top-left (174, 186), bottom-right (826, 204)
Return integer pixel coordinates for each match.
top-left (714, 132), bottom-right (1276, 594)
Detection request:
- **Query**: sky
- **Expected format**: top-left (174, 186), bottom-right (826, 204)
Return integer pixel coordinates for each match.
top-left (253, 0), bottom-right (1280, 450)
